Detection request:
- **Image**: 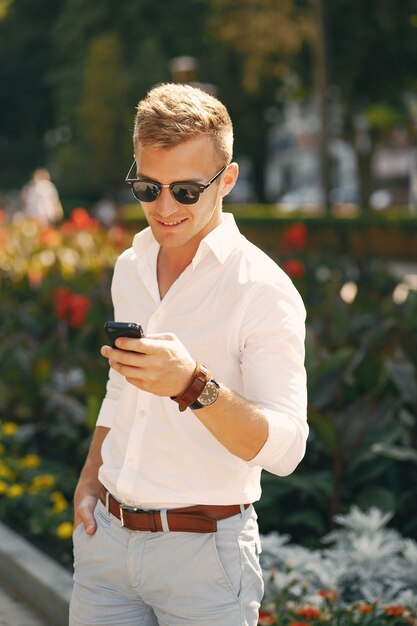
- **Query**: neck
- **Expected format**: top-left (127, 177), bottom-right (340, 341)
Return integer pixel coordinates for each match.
top-left (157, 248), bottom-right (191, 300)
top-left (158, 245), bottom-right (192, 276)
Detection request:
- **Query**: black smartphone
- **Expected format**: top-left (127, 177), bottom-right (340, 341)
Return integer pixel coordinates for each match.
top-left (104, 321), bottom-right (144, 348)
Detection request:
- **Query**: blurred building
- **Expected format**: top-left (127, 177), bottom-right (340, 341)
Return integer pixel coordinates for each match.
top-left (265, 97), bottom-right (415, 211)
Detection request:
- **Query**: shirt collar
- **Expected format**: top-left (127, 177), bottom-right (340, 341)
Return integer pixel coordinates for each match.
top-left (132, 212), bottom-right (241, 266)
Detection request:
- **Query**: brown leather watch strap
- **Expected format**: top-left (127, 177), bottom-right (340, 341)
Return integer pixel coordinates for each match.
top-left (171, 362), bottom-right (210, 412)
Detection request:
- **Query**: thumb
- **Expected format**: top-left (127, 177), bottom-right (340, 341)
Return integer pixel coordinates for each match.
top-left (74, 506), bottom-right (97, 536)
top-left (85, 516), bottom-right (97, 536)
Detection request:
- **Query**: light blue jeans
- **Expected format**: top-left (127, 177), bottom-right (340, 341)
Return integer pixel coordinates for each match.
top-left (69, 499), bottom-right (264, 625)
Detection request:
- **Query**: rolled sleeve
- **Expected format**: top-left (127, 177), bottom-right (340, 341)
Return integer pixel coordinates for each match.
top-left (248, 407), bottom-right (308, 475)
top-left (240, 275), bottom-right (308, 476)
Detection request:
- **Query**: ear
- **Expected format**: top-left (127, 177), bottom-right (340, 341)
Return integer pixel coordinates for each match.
top-left (219, 162), bottom-right (239, 199)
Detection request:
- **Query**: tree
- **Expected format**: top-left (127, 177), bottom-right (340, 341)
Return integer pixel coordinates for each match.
top-left (209, 0), bottom-right (312, 201)
top-left (324, 0), bottom-right (417, 210)
top-left (0, 0), bottom-right (64, 189)
top-left (210, 0), bottom-right (310, 92)
top-left (56, 33), bottom-right (132, 197)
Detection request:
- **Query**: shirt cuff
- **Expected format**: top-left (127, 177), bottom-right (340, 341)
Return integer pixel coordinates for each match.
top-left (247, 408), bottom-right (308, 476)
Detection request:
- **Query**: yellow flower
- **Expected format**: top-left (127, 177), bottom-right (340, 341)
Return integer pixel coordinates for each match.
top-left (50, 491), bottom-right (68, 514)
top-left (7, 484), bottom-right (25, 498)
top-left (2, 422), bottom-right (18, 437)
top-left (0, 480), bottom-right (8, 494)
top-left (30, 474), bottom-right (55, 491)
top-left (20, 454), bottom-right (41, 470)
top-left (56, 521), bottom-right (73, 540)
top-left (0, 464), bottom-right (14, 480)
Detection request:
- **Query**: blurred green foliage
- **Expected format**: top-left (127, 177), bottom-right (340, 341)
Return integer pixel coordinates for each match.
top-left (1, 213), bottom-right (417, 567)
top-left (257, 231), bottom-right (417, 545)
top-left (0, 0), bottom-right (416, 203)
top-left (123, 208), bottom-right (417, 262)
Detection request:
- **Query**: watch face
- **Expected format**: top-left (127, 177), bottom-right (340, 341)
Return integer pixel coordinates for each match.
top-left (198, 380), bottom-right (219, 406)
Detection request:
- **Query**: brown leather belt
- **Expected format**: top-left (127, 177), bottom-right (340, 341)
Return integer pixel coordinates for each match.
top-left (99, 485), bottom-right (250, 533)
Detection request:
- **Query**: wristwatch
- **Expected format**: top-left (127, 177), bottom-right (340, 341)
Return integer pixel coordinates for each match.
top-left (190, 378), bottom-right (220, 410)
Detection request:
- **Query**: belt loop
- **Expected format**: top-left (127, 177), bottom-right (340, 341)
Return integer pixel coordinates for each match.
top-left (105, 490), bottom-right (110, 512)
top-left (239, 504), bottom-right (245, 517)
top-left (160, 509), bottom-right (170, 532)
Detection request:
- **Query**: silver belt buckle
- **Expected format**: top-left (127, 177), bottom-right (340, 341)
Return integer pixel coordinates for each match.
top-left (119, 505), bottom-right (126, 527)
top-left (119, 503), bottom-right (139, 527)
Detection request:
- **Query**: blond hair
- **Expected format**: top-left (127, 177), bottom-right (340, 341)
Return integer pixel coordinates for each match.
top-left (133, 83), bottom-right (233, 165)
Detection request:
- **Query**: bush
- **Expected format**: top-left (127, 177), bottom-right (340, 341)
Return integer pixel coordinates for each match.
top-left (0, 420), bottom-right (76, 567)
top-left (257, 223), bottom-right (417, 545)
top-left (0, 211), bottom-right (416, 575)
top-left (0, 208), bottom-right (131, 564)
top-left (259, 506), bottom-right (417, 624)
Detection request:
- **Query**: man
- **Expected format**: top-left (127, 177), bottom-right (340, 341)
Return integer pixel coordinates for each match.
top-left (21, 168), bottom-right (64, 226)
top-left (70, 83), bottom-right (308, 626)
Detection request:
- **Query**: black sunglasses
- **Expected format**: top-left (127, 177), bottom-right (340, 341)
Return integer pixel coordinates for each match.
top-left (125, 161), bottom-right (227, 205)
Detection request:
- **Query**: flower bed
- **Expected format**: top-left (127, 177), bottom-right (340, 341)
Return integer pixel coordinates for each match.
top-left (259, 508), bottom-right (417, 624)
top-left (0, 419), bottom-right (76, 567)
top-left (0, 210), bottom-right (417, 620)
top-left (0, 208), bottom-right (130, 566)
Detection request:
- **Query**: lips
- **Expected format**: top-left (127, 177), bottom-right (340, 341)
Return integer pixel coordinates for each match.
top-left (156, 217), bottom-right (187, 227)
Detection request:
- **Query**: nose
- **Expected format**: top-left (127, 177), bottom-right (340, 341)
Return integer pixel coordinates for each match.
top-left (155, 188), bottom-right (179, 217)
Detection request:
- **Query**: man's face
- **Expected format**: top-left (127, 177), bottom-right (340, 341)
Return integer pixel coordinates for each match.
top-left (134, 136), bottom-right (234, 256)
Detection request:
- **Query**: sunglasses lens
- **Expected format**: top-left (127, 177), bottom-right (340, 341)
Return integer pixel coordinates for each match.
top-left (171, 183), bottom-right (200, 205)
top-left (132, 181), bottom-right (160, 203)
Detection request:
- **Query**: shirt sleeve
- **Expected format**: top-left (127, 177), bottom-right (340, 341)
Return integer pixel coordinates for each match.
top-left (96, 365), bottom-right (125, 428)
top-left (239, 275), bottom-right (308, 476)
top-left (95, 252), bottom-right (128, 429)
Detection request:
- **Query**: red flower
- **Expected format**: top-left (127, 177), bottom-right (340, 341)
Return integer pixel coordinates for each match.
top-left (68, 294), bottom-right (92, 328)
top-left (70, 207), bottom-right (98, 230)
top-left (54, 288), bottom-right (73, 320)
top-left (28, 269), bottom-right (44, 288)
top-left (258, 611), bottom-right (276, 625)
top-left (282, 259), bottom-right (306, 278)
top-left (61, 207), bottom-right (99, 234)
top-left (283, 222), bottom-right (307, 251)
top-left (289, 622), bottom-right (310, 626)
top-left (108, 225), bottom-right (130, 250)
top-left (358, 603), bottom-right (374, 613)
top-left (297, 607), bottom-right (320, 619)
top-left (40, 227), bottom-right (62, 248)
top-left (318, 589), bottom-right (339, 601)
top-left (54, 288), bottom-right (92, 328)
top-left (385, 606), bottom-right (404, 617)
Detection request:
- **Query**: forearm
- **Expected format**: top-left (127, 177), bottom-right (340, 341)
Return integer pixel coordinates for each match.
top-left (75, 426), bottom-right (110, 498)
top-left (192, 385), bottom-right (268, 461)
top-left (73, 426), bottom-right (110, 531)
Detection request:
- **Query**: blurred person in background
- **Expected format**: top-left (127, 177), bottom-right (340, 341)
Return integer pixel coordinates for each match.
top-left (70, 83), bottom-right (308, 626)
top-left (20, 168), bottom-right (64, 226)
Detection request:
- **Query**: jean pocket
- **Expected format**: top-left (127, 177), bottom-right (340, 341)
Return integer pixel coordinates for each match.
top-left (211, 530), bottom-right (242, 600)
top-left (94, 499), bottom-right (112, 528)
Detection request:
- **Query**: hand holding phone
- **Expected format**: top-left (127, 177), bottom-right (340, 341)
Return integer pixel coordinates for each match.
top-left (104, 321), bottom-right (144, 348)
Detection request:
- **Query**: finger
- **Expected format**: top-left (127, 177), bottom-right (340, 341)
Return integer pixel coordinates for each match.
top-left (109, 360), bottom-right (146, 382)
top-left (82, 505), bottom-right (97, 535)
top-left (101, 346), bottom-right (146, 367)
top-left (143, 333), bottom-right (176, 341)
top-left (75, 510), bottom-right (96, 535)
top-left (118, 335), bottom-right (175, 354)
top-left (114, 337), bottom-right (146, 352)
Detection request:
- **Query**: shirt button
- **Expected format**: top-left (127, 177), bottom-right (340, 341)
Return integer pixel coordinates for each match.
top-left (139, 409), bottom-right (145, 417)
top-left (127, 457), bottom-right (137, 466)
top-left (154, 313), bottom-right (160, 321)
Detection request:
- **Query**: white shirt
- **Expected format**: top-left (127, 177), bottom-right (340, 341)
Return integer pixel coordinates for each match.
top-left (97, 213), bottom-right (308, 508)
